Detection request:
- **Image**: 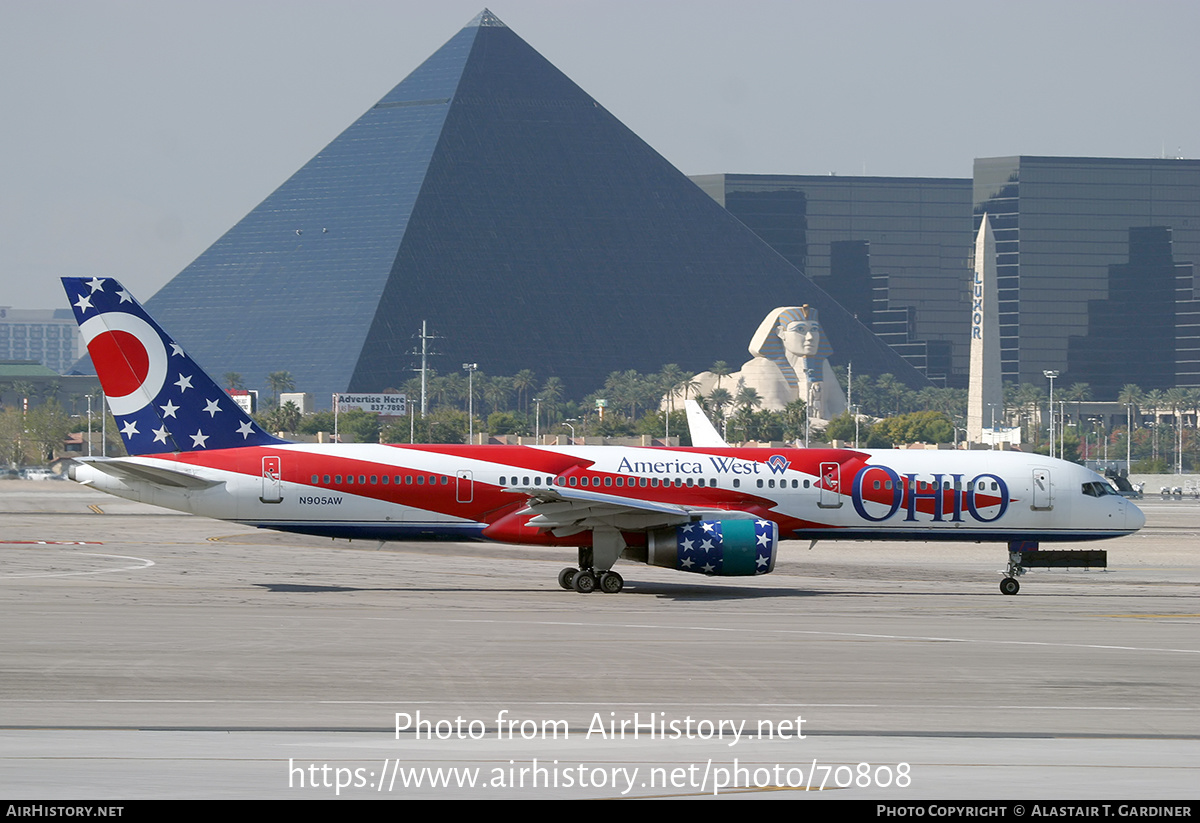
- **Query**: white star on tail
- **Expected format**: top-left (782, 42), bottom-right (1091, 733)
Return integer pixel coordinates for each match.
top-left (119, 420), bottom-right (139, 437)
top-left (174, 374), bottom-right (193, 392)
top-left (152, 426), bottom-right (170, 444)
top-left (160, 400), bottom-right (179, 418)
top-left (73, 294), bottom-right (93, 312)
top-left (86, 277), bottom-right (106, 292)
top-left (203, 399), bottom-right (221, 417)
top-left (236, 420), bottom-right (255, 439)
top-left (190, 430), bottom-right (209, 448)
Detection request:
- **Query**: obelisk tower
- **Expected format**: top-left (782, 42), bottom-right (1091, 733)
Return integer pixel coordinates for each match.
top-left (967, 215), bottom-right (1002, 443)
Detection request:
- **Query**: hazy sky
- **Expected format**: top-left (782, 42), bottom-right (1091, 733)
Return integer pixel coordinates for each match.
top-left (3, 0), bottom-right (1198, 310)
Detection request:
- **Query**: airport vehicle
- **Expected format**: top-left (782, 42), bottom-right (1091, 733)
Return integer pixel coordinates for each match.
top-left (62, 277), bottom-right (1144, 595)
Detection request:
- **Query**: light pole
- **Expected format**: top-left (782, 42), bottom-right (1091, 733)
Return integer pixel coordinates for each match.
top-left (1060, 400), bottom-right (1066, 460)
top-left (804, 382), bottom-right (820, 448)
top-left (1043, 370), bottom-right (1059, 459)
top-left (563, 420), bottom-right (576, 444)
top-left (86, 394), bottom-right (93, 457)
top-left (851, 404), bottom-right (860, 449)
top-left (534, 398), bottom-right (542, 442)
top-left (462, 363), bottom-right (477, 443)
top-left (1126, 403), bottom-right (1133, 472)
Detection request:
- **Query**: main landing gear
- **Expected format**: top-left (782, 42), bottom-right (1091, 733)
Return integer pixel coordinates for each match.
top-left (558, 539), bottom-right (625, 594)
top-left (558, 566), bottom-right (624, 594)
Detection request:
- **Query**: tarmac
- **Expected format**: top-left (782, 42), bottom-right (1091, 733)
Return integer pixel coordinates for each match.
top-left (1, 479), bottom-right (1197, 799)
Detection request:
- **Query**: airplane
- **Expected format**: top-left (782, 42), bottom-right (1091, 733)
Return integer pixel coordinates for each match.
top-left (61, 277), bottom-right (1144, 596)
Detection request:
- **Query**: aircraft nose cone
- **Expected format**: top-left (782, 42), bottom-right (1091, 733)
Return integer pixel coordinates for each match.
top-left (1126, 501), bottom-right (1146, 532)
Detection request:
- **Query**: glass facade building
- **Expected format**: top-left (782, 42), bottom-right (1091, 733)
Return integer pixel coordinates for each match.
top-left (973, 156), bottom-right (1200, 394)
top-left (128, 12), bottom-right (925, 405)
top-left (692, 174), bottom-right (974, 386)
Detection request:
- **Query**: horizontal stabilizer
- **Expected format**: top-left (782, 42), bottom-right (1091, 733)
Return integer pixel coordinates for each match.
top-left (73, 457), bottom-right (224, 490)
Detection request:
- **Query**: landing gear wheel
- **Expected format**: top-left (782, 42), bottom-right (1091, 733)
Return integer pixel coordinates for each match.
top-left (1000, 577), bottom-right (1020, 596)
top-left (558, 567), bottom-right (578, 590)
top-left (598, 571), bottom-right (624, 594)
top-left (571, 569), bottom-right (597, 593)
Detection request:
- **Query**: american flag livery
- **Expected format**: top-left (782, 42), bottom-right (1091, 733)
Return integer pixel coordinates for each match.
top-left (673, 520), bottom-right (776, 575)
top-left (63, 277), bottom-right (281, 454)
top-left (61, 279), bottom-right (1144, 596)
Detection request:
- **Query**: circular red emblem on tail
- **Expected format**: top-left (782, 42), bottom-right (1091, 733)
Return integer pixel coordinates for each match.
top-left (79, 313), bottom-right (168, 416)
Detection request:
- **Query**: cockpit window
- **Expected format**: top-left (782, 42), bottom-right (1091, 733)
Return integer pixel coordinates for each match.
top-left (1081, 481), bottom-right (1118, 498)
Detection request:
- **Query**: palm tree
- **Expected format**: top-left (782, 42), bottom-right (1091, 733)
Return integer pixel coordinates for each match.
top-left (658, 364), bottom-right (686, 415)
top-left (483, 375), bottom-right (513, 415)
top-left (709, 361), bottom-right (731, 390)
top-left (1144, 389), bottom-right (1166, 461)
top-left (1015, 383), bottom-right (1044, 445)
top-left (540, 376), bottom-right (564, 423)
top-left (513, 370), bottom-right (536, 414)
top-left (734, 383), bottom-right (762, 415)
top-left (266, 371), bottom-right (295, 407)
top-left (707, 387), bottom-right (732, 418)
top-left (1166, 387), bottom-right (1188, 472)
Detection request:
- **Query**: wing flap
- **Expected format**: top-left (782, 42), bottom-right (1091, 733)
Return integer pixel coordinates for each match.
top-left (504, 484), bottom-right (749, 532)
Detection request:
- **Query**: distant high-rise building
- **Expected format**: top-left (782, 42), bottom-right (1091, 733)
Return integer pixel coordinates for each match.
top-left (0, 308), bottom-right (80, 374)
top-left (117, 11), bottom-right (924, 405)
top-left (973, 156), bottom-right (1200, 394)
top-left (693, 174), bottom-right (973, 386)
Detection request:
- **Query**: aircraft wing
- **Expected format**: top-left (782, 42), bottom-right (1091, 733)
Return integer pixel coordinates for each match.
top-left (505, 484), bottom-right (756, 536)
top-left (71, 457), bottom-right (224, 490)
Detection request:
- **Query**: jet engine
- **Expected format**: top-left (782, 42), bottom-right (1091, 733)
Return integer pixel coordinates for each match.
top-left (645, 518), bottom-right (777, 576)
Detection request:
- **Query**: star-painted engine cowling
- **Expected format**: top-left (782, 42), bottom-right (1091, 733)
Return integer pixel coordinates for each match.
top-left (646, 519), bottom-right (777, 576)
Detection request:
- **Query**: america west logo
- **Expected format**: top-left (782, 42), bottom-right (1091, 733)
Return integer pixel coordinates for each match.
top-left (766, 454), bottom-right (791, 474)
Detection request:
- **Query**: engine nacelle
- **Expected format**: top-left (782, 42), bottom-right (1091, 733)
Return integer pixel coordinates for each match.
top-left (645, 518), bottom-right (777, 576)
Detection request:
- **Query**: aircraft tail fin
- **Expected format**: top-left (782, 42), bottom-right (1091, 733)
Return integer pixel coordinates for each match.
top-left (684, 398), bottom-right (728, 447)
top-left (61, 277), bottom-right (284, 455)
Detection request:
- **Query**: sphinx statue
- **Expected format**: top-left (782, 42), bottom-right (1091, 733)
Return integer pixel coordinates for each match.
top-left (692, 305), bottom-right (847, 421)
